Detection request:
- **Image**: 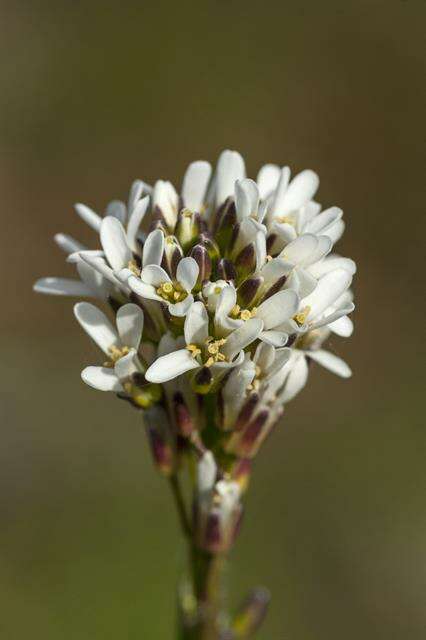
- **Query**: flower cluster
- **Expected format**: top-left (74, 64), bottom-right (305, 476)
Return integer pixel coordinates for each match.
top-left (35, 150), bottom-right (356, 558)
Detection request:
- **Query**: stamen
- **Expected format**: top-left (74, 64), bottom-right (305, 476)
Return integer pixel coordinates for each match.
top-left (128, 260), bottom-right (141, 276)
top-left (293, 305), bottom-right (311, 326)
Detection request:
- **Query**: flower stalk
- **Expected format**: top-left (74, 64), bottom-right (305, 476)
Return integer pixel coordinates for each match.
top-left (34, 149), bottom-right (356, 639)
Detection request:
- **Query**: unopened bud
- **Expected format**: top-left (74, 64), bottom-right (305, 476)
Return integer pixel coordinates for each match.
top-left (175, 209), bottom-right (201, 252)
top-left (234, 243), bottom-right (256, 282)
top-left (145, 406), bottom-right (175, 476)
top-left (190, 244), bottom-right (212, 290)
top-left (173, 391), bottom-right (194, 437)
top-left (232, 587), bottom-right (271, 638)
top-left (237, 276), bottom-right (262, 308)
top-left (225, 409), bottom-right (270, 458)
top-left (234, 393), bottom-right (259, 431)
top-left (215, 199), bottom-right (237, 252)
top-left (217, 258), bottom-right (237, 283)
top-left (162, 235), bottom-right (183, 278)
top-left (199, 233), bottom-right (220, 264)
top-left (229, 458), bottom-right (252, 493)
top-left (260, 274), bottom-right (287, 302)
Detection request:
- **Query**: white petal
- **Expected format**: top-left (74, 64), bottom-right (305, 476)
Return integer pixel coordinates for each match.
top-left (67, 249), bottom-right (105, 264)
top-left (127, 275), bottom-right (162, 302)
top-left (184, 301), bottom-right (209, 345)
top-left (308, 349), bottom-right (352, 378)
top-left (152, 180), bottom-right (178, 228)
top-left (253, 342), bottom-right (275, 371)
top-left (310, 303), bottom-right (355, 330)
top-left (281, 354), bottom-right (309, 403)
top-left (142, 229), bottom-right (165, 268)
top-left (272, 221), bottom-right (298, 244)
top-left (216, 149), bottom-right (245, 205)
top-left (74, 203), bottom-right (102, 232)
top-left (127, 179), bottom-right (144, 215)
top-left (105, 200), bottom-right (126, 223)
top-left (222, 318), bottom-right (264, 360)
top-left (77, 261), bottom-right (109, 298)
top-left (145, 349), bottom-right (199, 383)
top-left (81, 366), bottom-right (122, 392)
top-left (141, 264), bottom-right (170, 287)
top-left (302, 268), bottom-right (352, 320)
top-left (54, 233), bottom-right (86, 255)
top-left (114, 348), bottom-right (140, 379)
top-left (256, 290), bottom-right (299, 329)
top-left (270, 166), bottom-right (291, 216)
top-left (81, 255), bottom-right (123, 287)
top-left (100, 217), bottom-right (132, 272)
top-left (182, 161), bottom-right (212, 211)
top-left (308, 255), bottom-right (357, 278)
top-left (33, 277), bottom-right (92, 297)
top-left (286, 267), bottom-right (317, 298)
top-left (256, 164), bottom-right (281, 199)
top-left (280, 170), bottom-right (319, 215)
top-left (304, 206), bottom-right (343, 235)
top-left (168, 295), bottom-right (194, 317)
top-left (259, 330), bottom-right (289, 347)
top-left (323, 219), bottom-right (345, 243)
top-left (176, 257), bottom-right (199, 292)
top-left (116, 303), bottom-right (144, 349)
top-left (127, 196), bottom-right (149, 253)
top-left (329, 315), bottom-right (354, 337)
top-left (74, 302), bottom-right (118, 354)
top-left (280, 234), bottom-right (318, 266)
top-left (305, 235), bottom-right (332, 265)
top-left (235, 179), bottom-right (259, 219)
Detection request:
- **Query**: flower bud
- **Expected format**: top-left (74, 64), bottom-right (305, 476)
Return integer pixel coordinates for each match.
top-left (196, 478), bottom-right (243, 554)
top-left (232, 587), bottom-right (271, 638)
top-left (199, 233), bottom-right (220, 265)
top-left (173, 391), bottom-right (194, 437)
top-left (217, 258), bottom-right (237, 283)
top-left (237, 276), bottom-right (262, 308)
top-left (162, 235), bottom-right (183, 278)
top-left (225, 409), bottom-right (270, 459)
top-left (233, 393), bottom-right (259, 431)
top-left (215, 199), bottom-right (237, 253)
top-left (145, 406), bottom-right (175, 476)
top-left (229, 458), bottom-right (252, 493)
top-left (175, 209), bottom-right (201, 252)
top-left (190, 244), bottom-right (212, 291)
top-left (129, 372), bottom-right (163, 409)
top-left (234, 243), bottom-right (256, 282)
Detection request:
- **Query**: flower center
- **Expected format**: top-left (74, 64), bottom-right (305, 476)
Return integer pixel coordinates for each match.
top-left (293, 305), bottom-right (311, 326)
top-left (156, 281), bottom-right (188, 303)
top-left (104, 345), bottom-right (130, 367)
top-left (186, 336), bottom-right (228, 367)
top-left (275, 215), bottom-right (295, 226)
top-left (230, 304), bottom-right (258, 321)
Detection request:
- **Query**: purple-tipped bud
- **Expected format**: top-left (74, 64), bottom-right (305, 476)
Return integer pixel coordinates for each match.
top-left (230, 458), bottom-right (252, 493)
top-left (173, 391), bottom-right (194, 437)
top-left (190, 244), bottom-right (212, 290)
top-left (216, 199), bottom-right (237, 252)
top-left (226, 409), bottom-right (270, 458)
top-left (235, 243), bottom-right (256, 280)
top-left (217, 258), bottom-right (237, 282)
top-left (199, 233), bottom-right (220, 264)
top-left (162, 235), bottom-right (183, 278)
top-left (266, 232), bottom-right (278, 255)
top-left (237, 276), bottom-right (262, 308)
top-left (147, 423), bottom-right (174, 476)
top-left (232, 587), bottom-right (271, 638)
top-left (234, 393), bottom-right (259, 431)
top-left (260, 274), bottom-right (288, 302)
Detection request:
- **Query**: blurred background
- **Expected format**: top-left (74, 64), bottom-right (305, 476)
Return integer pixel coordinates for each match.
top-left (1, 0), bottom-right (425, 638)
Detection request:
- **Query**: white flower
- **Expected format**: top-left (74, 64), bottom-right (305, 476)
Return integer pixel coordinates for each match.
top-left (128, 247), bottom-right (199, 317)
top-left (145, 301), bottom-right (263, 383)
top-left (74, 302), bottom-right (144, 392)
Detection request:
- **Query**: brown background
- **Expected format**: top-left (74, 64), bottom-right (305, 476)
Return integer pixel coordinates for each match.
top-left (1, 1), bottom-right (425, 638)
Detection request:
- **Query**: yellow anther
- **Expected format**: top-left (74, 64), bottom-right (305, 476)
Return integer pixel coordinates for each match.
top-left (104, 345), bottom-right (130, 367)
top-left (207, 343), bottom-right (219, 355)
top-left (186, 344), bottom-right (201, 359)
top-left (162, 282), bottom-right (173, 294)
top-left (293, 305), bottom-right (311, 326)
top-left (166, 236), bottom-right (175, 244)
top-left (205, 356), bottom-right (215, 367)
top-left (230, 304), bottom-right (241, 318)
top-left (240, 309), bottom-right (252, 321)
top-left (266, 255), bottom-right (273, 262)
top-left (214, 286), bottom-right (222, 295)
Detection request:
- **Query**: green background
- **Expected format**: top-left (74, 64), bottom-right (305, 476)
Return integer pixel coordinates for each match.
top-left (1, 1), bottom-right (425, 638)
